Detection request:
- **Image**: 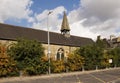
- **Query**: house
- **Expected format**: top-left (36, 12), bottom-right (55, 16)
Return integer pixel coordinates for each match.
top-left (101, 35), bottom-right (120, 49)
top-left (108, 36), bottom-right (120, 48)
top-left (0, 12), bottom-right (94, 60)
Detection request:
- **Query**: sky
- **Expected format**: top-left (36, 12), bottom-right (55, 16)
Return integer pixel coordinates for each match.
top-left (0, 0), bottom-right (120, 40)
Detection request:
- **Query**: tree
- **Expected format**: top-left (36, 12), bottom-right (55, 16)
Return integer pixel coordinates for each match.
top-left (8, 38), bottom-right (45, 75)
top-left (51, 60), bottom-right (65, 73)
top-left (107, 47), bottom-right (120, 67)
top-left (0, 43), bottom-right (18, 77)
top-left (96, 36), bottom-right (105, 49)
top-left (76, 43), bottom-right (104, 70)
top-left (101, 50), bottom-right (113, 68)
top-left (67, 53), bottom-right (84, 71)
top-left (75, 36), bottom-right (120, 70)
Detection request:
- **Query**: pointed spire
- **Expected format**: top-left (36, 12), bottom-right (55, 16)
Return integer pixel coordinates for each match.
top-left (61, 11), bottom-right (70, 32)
top-left (60, 11), bottom-right (70, 37)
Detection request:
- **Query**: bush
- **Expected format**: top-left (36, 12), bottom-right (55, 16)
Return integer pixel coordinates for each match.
top-left (51, 60), bottom-right (65, 73)
top-left (0, 43), bottom-right (18, 77)
top-left (67, 53), bottom-right (84, 71)
top-left (8, 38), bottom-right (45, 76)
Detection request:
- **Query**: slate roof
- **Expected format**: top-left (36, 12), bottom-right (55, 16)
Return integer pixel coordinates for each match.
top-left (0, 23), bottom-right (94, 47)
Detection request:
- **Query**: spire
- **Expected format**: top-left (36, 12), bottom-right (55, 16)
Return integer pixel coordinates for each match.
top-left (61, 11), bottom-right (70, 31)
top-left (61, 11), bottom-right (70, 37)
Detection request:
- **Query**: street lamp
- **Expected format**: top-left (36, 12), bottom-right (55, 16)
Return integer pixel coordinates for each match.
top-left (47, 11), bottom-right (52, 74)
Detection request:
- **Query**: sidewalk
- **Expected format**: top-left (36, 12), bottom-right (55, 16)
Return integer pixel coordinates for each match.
top-left (0, 67), bottom-right (120, 83)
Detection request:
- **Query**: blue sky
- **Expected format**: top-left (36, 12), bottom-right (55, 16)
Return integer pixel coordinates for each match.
top-left (5, 0), bottom-right (80, 28)
top-left (0, 0), bottom-right (120, 40)
top-left (31, 0), bottom-right (80, 13)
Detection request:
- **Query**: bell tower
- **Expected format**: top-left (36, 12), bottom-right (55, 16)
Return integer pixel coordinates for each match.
top-left (61, 11), bottom-right (70, 37)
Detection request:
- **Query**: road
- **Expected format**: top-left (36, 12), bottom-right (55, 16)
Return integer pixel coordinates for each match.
top-left (1, 68), bottom-right (120, 83)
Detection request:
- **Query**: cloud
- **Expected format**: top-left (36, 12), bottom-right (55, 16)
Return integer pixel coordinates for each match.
top-left (32, 0), bottom-right (120, 40)
top-left (1, 0), bottom-right (120, 40)
top-left (81, 0), bottom-right (120, 21)
top-left (20, 0), bottom-right (120, 40)
top-left (32, 6), bottom-right (65, 31)
top-left (70, 19), bottom-right (99, 40)
top-left (32, 5), bottom-right (98, 40)
top-left (68, 0), bottom-right (120, 39)
top-left (0, 0), bottom-right (33, 22)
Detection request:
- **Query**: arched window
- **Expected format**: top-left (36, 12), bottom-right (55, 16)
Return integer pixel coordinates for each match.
top-left (56, 48), bottom-right (64, 60)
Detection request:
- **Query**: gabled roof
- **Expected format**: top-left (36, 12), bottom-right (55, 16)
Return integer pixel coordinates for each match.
top-left (0, 23), bottom-right (94, 47)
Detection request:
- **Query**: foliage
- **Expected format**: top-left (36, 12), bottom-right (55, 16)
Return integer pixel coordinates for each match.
top-left (101, 50), bottom-right (112, 68)
top-left (75, 36), bottom-right (108, 70)
top-left (76, 44), bottom-right (104, 70)
top-left (51, 60), bottom-right (65, 73)
top-left (75, 36), bottom-right (120, 70)
top-left (0, 43), bottom-right (18, 77)
top-left (67, 53), bottom-right (84, 71)
top-left (107, 47), bottom-right (120, 67)
top-left (96, 36), bottom-right (106, 49)
top-left (51, 52), bottom-right (84, 73)
top-left (39, 56), bottom-right (49, 74)
top-left (8, 38), bottom-right (45, 75)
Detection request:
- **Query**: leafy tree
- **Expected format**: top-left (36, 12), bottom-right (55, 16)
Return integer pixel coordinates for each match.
top-left (107, 47), bottom-right (120, 67)
top-left (0, 43), bottom-right (18, 77)
top-left (101, 50), bottom-right (113, 68)
top-left (8, 38), bottom-right (45, 75)
top-left (39, 56), bottom-right (49, 74)
top-left (96, 36), bottom-right (106, 49)
top-left (76, 44), bottom-right (104, 70)
top-left (67, 53), bottom-right (84, 71)
top-left (75, 36), bottom-right (120, 70)
top-left (51, 60), bottom-right (65, 73)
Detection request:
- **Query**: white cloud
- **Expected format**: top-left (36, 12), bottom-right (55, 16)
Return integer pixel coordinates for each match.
top-left (70, 19), bottom-right (99, 40)
top-left (32, 6), bottom-right (65, 32)
top-left (0, 0), bottom-right (33, 22)
top-left (68, 0), bottom-right (120, 39)
top-left (32, 0), bottom-right (120, 40)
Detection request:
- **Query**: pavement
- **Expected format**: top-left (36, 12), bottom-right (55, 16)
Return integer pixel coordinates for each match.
top-left (0, 67), bottom-right (120, 83)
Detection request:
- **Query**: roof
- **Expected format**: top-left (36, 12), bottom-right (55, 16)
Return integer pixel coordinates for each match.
top-left (0, 23), bottom-right (94, 47)
top-left (112, 37), bottom-right (120, 43)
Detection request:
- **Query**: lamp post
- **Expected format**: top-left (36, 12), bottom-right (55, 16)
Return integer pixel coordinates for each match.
top-left (47, 11), bottom-right (52, 74)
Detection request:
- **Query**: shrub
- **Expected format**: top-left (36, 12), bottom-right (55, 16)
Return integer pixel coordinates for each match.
top-left (8, 38), bottom-right (45, 76)
top-left (0, 43), bottom-right (18, 77)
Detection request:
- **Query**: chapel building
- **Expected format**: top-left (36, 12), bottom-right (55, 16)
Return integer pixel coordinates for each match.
top-left (0, 12), bottom-right (94, 60)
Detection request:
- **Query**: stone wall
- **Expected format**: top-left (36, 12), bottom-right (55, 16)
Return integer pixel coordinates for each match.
top-left (0, 40), bottom-right (15, 46)
top-left (0, 40), bottom-right (78, 60)
top-left (43, 44), bottom-right (77, 60)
